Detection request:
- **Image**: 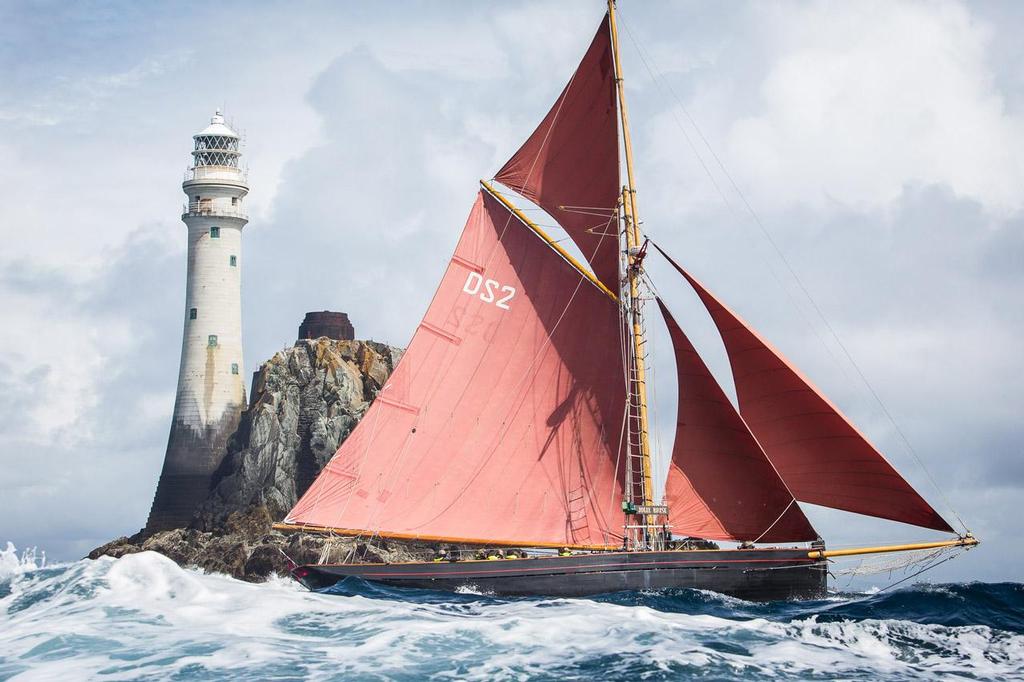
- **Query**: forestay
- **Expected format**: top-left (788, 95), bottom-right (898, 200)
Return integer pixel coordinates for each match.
top-left (655, 244), bottom-right (954, 534)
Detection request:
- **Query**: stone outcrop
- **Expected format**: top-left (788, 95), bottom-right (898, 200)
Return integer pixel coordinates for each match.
top-left (88, 507), bottom-right (434, 581)
top-left (197, 337), bottom-right (403, 529)
top-left (89, 338), bottom-right (430, 582)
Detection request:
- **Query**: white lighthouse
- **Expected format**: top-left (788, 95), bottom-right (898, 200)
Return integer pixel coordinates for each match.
top-left (146, 111), bottom-right (249, 532)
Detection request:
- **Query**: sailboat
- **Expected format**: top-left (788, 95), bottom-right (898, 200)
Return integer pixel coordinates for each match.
top-left (274, 2), bottom-right (977, 601)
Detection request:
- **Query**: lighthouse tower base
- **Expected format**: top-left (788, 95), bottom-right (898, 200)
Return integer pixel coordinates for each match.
top-left (145, 406), bottom-right (245, 533)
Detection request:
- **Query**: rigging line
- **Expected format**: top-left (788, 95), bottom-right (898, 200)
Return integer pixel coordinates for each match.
top-left (874, 548), bottom-right (965, 594)
top-left (630, 272), bottom-right (665, 502)
top-left (617, 10), bottom-right (966, 534)
top-left (559, 207), bottom-right (620, 218)
top-left (479, 26), bottom-right (589, 275)
top-left (612, 200), bottom-right (635, 505)
top-left (615, 15), bottom-right (733, 214)
top-left (640, 266), bottom-right (666, 504)
top-left (610, 394), bottom-right (630, 503)
top-left (618, 227), bottom-right (638, 505)
top-left (560, 204), bottom-right (619, 212)
top-left (616, 11), bottom-right (861, 400)
top-left (830, 546), bottom-right (945, 574)
top-left (645, 297), bottom-right (664, 500)
top-left (750, 498), bottom-right (796, 545)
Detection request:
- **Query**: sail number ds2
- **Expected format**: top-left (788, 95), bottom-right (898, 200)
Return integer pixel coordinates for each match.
top-left (462, 271), bottom-right (516, 310)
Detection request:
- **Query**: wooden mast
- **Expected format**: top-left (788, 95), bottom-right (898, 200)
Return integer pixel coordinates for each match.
top-left (608, 0), bottom-right (657, 543)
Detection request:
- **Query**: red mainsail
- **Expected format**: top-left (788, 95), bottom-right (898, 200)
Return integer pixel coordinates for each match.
top-left (655, 245), bottom-right (954, 533)
top-left (658, 299), bottom-right (818, 543)
top-left (494, 17), bottom-right (620, 290)
top-left (286, 191), bottom-right (627, 548)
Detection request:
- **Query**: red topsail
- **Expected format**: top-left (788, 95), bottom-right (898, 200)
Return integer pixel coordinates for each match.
top-left (655, 245), bottom-right (954, 534)
top-left (658, 300), bottom-right (818, 543)
top-left (495, 18), bottom-right (620, 290)
top-left (286, 191), bottom-right (627, 548)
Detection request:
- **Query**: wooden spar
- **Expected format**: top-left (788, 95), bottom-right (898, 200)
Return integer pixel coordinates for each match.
top-left (608, 2), bottom-right (640, 216)
top-left (608, 2), bottom-right (654, 510)
top-left (271, 522), bottom-right (621, 551)
top-left (480, 180), bottom-right (619, 303)
top-left (620, 187), bottom-right (653, 508)
top-left (808, 536), bottom-right (979, 560)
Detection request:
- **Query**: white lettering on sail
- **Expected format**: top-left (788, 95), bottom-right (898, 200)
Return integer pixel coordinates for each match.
top-left (462, 272), bottom-right (515, 311)
top-left (462, 271), bottom-right (483, 295)
top-left (496, 285), bottom-right (515, 310)
top-left (481, 278), bottom-right (498, 303)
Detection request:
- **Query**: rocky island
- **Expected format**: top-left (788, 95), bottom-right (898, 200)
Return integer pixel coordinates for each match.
top-left (89, 336), bottom-right (438, 581)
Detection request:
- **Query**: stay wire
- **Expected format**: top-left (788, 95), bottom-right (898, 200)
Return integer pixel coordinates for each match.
top-left (874, 548), bottom-right (965, 594)
top-left (616, 8), bottom-right (967, 534)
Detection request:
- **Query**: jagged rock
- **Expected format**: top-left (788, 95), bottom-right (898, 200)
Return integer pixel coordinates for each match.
top-left (243, 544), bottom-right (283, 580)
top-left (88, 338), bottom-right (438, 582)
top-left (89, 504), bottom-right (441, 582)
top-left (87, 536), bottom-right (138, 561)
top-left (196, 338), bottom-right (403, 530)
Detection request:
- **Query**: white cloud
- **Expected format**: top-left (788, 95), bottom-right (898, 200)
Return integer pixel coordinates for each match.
top-left (725, 0), bottom-right (1024, 214)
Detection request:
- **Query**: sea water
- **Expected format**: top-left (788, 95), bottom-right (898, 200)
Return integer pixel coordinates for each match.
top-left (1, 542), bottom-right (1021, 681)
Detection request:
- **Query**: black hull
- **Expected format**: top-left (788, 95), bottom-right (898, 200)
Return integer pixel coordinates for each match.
top-left (292, 548), bottom-right (827, 601)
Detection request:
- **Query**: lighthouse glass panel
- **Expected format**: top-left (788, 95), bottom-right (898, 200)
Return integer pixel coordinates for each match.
top-left (210, 226), bottom-right (220, 239)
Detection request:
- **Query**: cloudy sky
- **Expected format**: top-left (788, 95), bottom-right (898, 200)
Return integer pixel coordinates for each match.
top-left (1, 0), bottom-right (1020, 583)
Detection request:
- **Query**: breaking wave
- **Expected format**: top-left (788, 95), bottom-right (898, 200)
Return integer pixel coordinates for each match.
top-left (1, 543), bottom-right (1021, 680)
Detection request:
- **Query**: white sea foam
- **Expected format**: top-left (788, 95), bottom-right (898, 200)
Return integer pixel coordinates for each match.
top-left (1, 545), bottom-right (1022, 680)
top-left (0, 541), bottom-right (45, 581)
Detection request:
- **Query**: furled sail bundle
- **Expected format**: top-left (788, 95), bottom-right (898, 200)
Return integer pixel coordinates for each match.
top-left (286, 191), bottom-right (627, 548)
top-left (654, 244), bottom-right (954, 534)
top-left (495, 18), bottom-right (620, 290)
top-left (657, 299), bottom-right (818, 543)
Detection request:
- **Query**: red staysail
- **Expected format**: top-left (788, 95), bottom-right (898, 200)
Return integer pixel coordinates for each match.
top-left (658, 299), bottom-right (818, 543)
top-left (655, 245), bottom-right (954, 533)
top-left (495, 17), bottom-right (620, 290)
top-left (286, 191), bottom-right (627, 548)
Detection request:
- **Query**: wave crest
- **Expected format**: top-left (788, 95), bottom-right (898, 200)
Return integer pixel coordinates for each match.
top-left (1, 544), bottom-right (1021, 680)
